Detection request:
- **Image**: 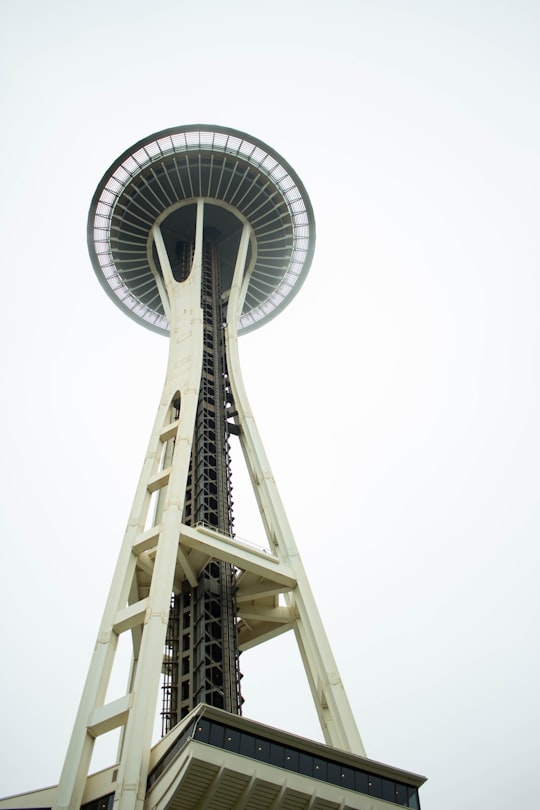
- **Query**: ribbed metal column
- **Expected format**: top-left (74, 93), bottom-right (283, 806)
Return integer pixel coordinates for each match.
top-left (161, 233), bottom-right (242, 734)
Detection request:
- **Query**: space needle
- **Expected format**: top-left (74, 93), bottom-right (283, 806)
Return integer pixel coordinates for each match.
top-left (0, 126), bottom-right (425, 810)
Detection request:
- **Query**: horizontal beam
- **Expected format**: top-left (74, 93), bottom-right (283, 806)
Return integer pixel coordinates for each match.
top-left (160, 420), bottom-right (179, 442)
top-left (238, 622), bottom-right (294, 651)
top-left (88, 694), bottom-right (133, 737)
top-left (113, 599), bottom-right (149, 634)
top-left (238, 606), bottom-right (295, 624)
top-left (179, 524), bottom-right (296, 588)
top-left (236, 583), bottom-right (293, 604)
top-left (147, 468), bottom-right (171, 493)
top-left (132, 525), bottom-right (161, 554)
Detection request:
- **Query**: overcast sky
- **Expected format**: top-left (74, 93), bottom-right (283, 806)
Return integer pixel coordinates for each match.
top-left (1, 2), bottom-right (539, 808)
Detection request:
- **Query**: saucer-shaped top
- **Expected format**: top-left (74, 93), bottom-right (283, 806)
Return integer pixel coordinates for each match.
top-left (88, 125), bottom-right (315, 334)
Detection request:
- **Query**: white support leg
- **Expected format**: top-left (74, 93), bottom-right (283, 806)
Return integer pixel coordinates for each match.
top-left (55, 204), bottom-right (206, 810)
top-left (56, 198), bottom-right (363, 810)
top-left (225, 234), bottom-right (366, 757)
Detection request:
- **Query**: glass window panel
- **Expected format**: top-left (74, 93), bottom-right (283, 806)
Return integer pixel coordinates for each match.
top-left (382, 779), bottom-right (395, 802)
top-left (284, 747), bottom-right (299, 772)
top-left (355, 770), bottom-right (369, 794)
top-left (269, 742), bottom-right (285, 768)
top-left (408, 786), bottom-right (420, 809)
top-left (239, 732), bottom-right (255, 758)
top-left (327, 762), bottom-right (341, 785)
top-left (341, 766), bottom-right (355, 790)
top-left (368, 775), bottom-right (382, 797)
top-left (209, 722), bottom-right (225, 748)
top-left (395, 782), bottom-right (408, 806)
top-left (194, 719), bottom-right (210, 742)
top-left (313, 757), bottom-right (327, 781)
top-left (224, 727), bottom-right (241, 753)
top-left (255, 737), bottom-right (270, 761)
top-left (299, 752), bottom-right (314, 777)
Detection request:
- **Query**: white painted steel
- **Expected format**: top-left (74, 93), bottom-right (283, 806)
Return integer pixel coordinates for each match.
top-left (55, 204), bottom-right (206, 810)
top-left (55, 198), bottom-right (363, 810)
top-left (226, 235), bottom-right (366, 757)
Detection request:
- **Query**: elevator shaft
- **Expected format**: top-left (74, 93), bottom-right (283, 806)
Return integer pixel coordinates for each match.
top-left (161, 236), bottom-right (242, 734)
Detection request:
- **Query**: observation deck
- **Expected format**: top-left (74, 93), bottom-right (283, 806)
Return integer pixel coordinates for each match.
top-left (88, 125), bottom-right (315, 334)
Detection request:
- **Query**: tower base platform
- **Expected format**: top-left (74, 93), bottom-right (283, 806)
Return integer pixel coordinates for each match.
top-left (0, 705), bottom-right (425, 810)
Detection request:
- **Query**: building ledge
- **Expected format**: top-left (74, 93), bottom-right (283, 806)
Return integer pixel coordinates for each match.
top-left (0, 705), bottom-right (425, 810)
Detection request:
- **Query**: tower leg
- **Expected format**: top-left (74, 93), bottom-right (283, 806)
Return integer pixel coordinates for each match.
top-left (55, 208), bottom-right (206, 810)
top-left (226, 240), bottom-right (366, 756)
top-left (56, 199), bottom-right (364, 810)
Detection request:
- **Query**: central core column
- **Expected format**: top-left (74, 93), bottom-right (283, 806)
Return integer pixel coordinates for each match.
top-left (161, 231), bottom-right (242, 733)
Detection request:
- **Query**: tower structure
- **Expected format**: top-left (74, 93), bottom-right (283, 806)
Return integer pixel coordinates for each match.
top-left (0, 126), bottom-right (425, 810)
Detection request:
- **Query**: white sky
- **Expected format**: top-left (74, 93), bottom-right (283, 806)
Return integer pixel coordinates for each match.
top-left (1, 1), bottom-right (539, 807)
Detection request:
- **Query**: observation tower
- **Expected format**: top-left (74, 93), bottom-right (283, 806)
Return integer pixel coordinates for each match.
top-left (0, 126), bottom-right (425, 810)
